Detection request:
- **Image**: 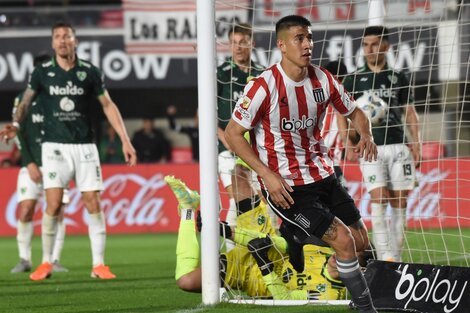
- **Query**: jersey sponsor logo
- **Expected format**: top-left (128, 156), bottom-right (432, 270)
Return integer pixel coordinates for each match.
top-left (77, 71), bottom-right (87, 81)
top-left (49, 81), bottom-right (85, 96)
top-left (59, 97), bottom-right (75, 112)
top-left (388, 74), bottom-right (398, 84)
top-left (31, 113), bottom-right (44, 123)
top-left (281, 116), bottom-right (315, 132)
top-left (312, 88), bottom-right (325, 103)
top-left (240, 96), bottom-right (251, 109)
top-left (366, 88), bottom-right (396, 99)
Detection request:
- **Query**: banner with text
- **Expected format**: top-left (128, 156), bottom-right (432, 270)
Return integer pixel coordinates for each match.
top-left (364, 260), bottom-right (470, 313)
top-left (0, 159), bottom-right (469, 236)
top-left (122, 0), bottom-right (249, 55)
top-left (0, 27), bottom-right (438, 90)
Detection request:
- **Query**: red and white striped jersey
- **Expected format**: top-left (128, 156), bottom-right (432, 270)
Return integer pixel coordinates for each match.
top-left (232, 63), bottom-right (355, 186)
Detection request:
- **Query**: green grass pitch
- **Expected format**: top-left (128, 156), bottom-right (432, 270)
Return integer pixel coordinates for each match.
top-left (0, 230), bottom-right (468, 313)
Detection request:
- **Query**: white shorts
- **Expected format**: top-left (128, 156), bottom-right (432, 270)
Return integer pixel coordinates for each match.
top-left (360, 144), bottom-right (416, 192)
top-left (42, 142), bottom-right (103, 192)
top-left (17, 166), bottom-right (70, 203)
top-left (218, 150), bottom-right (236, 189)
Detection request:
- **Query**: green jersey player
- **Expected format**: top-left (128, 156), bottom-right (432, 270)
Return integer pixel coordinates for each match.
top-left (1, 22), bottom-right (137, 281)
top-left (216, 23), bottom-right (263, 231)
top-left (342, 26), bottom-right (421, 262)
top-left (11, 81), bottom-right (69, 274)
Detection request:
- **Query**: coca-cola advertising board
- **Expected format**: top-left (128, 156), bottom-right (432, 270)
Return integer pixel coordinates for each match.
top-left (0, 160), bottom-right (469, 236)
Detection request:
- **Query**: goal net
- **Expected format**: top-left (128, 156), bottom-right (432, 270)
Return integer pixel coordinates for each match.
top-left (210, 0), bottom-right (470, 305)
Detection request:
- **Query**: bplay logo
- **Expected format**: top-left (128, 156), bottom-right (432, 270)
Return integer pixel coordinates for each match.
top-left (395, 264), bottom-right (468, 313)
top-left (281, 116), bottom-right (315, 132)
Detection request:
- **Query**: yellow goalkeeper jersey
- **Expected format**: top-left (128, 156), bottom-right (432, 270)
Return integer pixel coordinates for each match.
top-left (222, 204), bottom-right (346, 300)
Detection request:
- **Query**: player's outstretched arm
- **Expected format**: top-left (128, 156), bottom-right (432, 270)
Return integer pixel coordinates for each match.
top-left (98, 92), bottom-right (137, 166)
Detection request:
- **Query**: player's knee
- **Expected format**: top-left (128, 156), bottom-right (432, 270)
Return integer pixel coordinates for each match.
top-left (18, 205), bottom-right (34, 222)
top-left (81, 192), bottom-right (101, 213)
top-left (176, 275), bottom-right (201, 292)
top-left (331, 229), bottom-right (356, 259)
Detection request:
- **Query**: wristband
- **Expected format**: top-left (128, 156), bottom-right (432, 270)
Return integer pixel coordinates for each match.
top-left (12, 121), bottom-right (20, 130)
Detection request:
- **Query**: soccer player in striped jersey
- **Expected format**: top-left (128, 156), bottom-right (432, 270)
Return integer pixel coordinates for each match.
top-left (342, 26), bottom-right (420, 262)
top-left (225, 15), bottom-right (378, 313)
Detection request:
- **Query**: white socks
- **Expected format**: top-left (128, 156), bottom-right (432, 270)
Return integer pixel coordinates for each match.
top-left (41, 213), bottom-right (58, 264)
top-left (370, 203), bottom-right (393, 261)
top-left (52, 221), bottom-right (66, 262)
top-left (390, 207), bottom-right (407, 262)
top-left (17, 221), bottom-right (33, 262)
top-left (88, 212), bottom-right (106, 266)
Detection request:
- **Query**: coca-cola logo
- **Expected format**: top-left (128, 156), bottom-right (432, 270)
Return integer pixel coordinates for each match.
top-left (5, 173), bottom-right (170, 229)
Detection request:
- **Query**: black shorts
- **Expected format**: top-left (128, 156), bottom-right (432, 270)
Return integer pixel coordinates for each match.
top-left (262, 175), bottom-right (361, 243)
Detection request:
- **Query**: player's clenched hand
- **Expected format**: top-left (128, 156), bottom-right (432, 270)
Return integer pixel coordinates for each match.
top-left (122, 142), bottom-right (137, 166)
top-left (261, 170), bottom-right (294, 209)
top-left (0, 124), bottom-right (18, 143)
top-left (354, 135), bottom-right (377, 162)
top-left (26, 162), bottom-right (42, 184)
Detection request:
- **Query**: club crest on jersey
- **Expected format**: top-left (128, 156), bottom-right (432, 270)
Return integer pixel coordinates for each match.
top-left (388, 74), bottom-right (398, 84)
top-left (312, 88), bottom-right (325, 103)
top-left (77, 71), bottom-right (87, 81)
top-left (240, 96), bottom-right (251, 109)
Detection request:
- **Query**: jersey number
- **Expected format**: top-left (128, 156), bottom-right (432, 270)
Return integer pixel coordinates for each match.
top-left (403, 164), bottom-right (412, 176)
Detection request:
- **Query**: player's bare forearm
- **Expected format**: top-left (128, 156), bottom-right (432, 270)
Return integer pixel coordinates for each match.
top-left (99, 92), bottom-right (137, 165)
top-left (347, 107), bottom-right (377, 162)
top-left (14, 88), bottom-right (35, 124)
top-left (405, 104), bottom-right (421, 167)
top-left (217, 127), bottom-right (231, 151)
top-left (225, 121), bottom-right (267, 177)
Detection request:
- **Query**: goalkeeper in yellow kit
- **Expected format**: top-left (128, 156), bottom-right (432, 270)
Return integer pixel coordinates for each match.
top-left (165, 175), bottom-right (346, 301)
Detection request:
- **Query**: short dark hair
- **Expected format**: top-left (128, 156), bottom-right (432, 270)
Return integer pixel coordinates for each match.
top-left (275, 15), bottom-right (311, 38)
top-left (364, 25), bottom-right (389, 42)
top-left (52, 21), bottom-right (76, 35)
top-left (227, 23), bottom-right (253, 39)
top-left (324, 61), bottom-right (348, 79)
top-left (33, 53), bottom-right (51, 66)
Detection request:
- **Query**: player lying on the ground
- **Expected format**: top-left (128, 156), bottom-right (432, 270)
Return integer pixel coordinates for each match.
top-left (165, 175), bottom-right (347, 301)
